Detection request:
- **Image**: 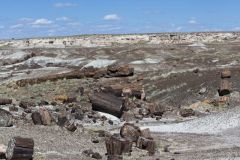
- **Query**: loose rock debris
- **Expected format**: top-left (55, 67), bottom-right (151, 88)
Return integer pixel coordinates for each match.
top-left (1, 34), bottom-right (240, 159)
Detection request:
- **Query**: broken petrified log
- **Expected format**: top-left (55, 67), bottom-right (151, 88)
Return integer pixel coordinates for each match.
top-left (16, 65), bottom-right (134, 87)
top-left (39, 108), bottom-right (52, 125)
top-left (221, 69), bottom-right (231, 79)
top-left (219, 79), bottom-right (231, 96)
top-left (31, 112), bottom-right (42, 125)
top-left (107, 65), bottom-right (134, 77)
top-left (0, 98), bottom-right (12, 105)
top-left (6, 137), bottom-right (34, 160)
top-left (136, 137), bottom-right (156, 156)
top-left (89, 92), bottom-right (124, 118)
top-left (120, 123), bottom-right (141, 142)
top-left (105, 134), bottom-right (132, 157)
top-left (101, 84), bottom-right (145, 100)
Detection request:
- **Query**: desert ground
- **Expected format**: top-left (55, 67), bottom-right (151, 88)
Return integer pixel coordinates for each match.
top-left (1, 32), bottom-right (240, 159)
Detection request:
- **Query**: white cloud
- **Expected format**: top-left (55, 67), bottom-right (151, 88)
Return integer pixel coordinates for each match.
top-left (53, 2), bottom-right (77, 8)
top-left (189, 19), bottom-right (197, 24)
top-left (103, 14), bottom-right (120, 21)
top-left (19, 18), bottom-right (33, 22)
top-left (10, 24), bottom-right (23, 29)
top-left (56, 16), bottom-right (70, 21)
top-left (32, 19), bottom-right (53, 25)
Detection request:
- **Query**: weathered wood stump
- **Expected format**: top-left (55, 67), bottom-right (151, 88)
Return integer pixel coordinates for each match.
top-left (89, 92), bottom-right (124, 118)
top-left (6, 137), bottom-right (34, 160)
top-left (105, 134), bottom-right (132, 159)
top-left (120, 123), bottom-right (141, 142)
top-left (219, 80), bottom-right (231, 96)
top-left (221, 69), bottom-right (231, 79)
top-left (136, 137), bottom-right (156, 156)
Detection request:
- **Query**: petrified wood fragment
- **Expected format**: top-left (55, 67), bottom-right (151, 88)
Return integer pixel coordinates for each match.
top-left (89, 92), bottom-right (124, 118)
top-left (219, 79), bottom-right (231, 96)
top-left (120, 123), bottom-right (141, 142)
top-left (136, 136), bottom-right (156, 156)
top-left (0, 99), bottom-right (12, 105)
top-left (6, 137), bottom-right (34, 160)
top-left (221, 69), bottom-right (231, 79)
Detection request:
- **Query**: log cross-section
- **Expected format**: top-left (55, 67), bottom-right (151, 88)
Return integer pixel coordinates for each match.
top-left (6, 137), bottom-right (34, 160)
top-left (105, 135), bottom-right (132, 157)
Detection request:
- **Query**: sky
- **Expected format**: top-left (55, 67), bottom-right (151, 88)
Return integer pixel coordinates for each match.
top-left (0, 0), bottom-right (240, 39)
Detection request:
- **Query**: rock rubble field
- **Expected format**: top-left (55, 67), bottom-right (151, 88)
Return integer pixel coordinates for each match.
top-left (1, 32), bottom-right (240, 159)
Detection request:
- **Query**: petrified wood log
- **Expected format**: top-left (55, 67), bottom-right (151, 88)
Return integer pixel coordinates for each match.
top-left (6, 137), bottom-right (34, 160)
top-left (107, 65), bottom-right (134, 77)
top-left (105, 134), bottom-right (132, 157)
top-left (221, 69), bottom-right (231, 79)
top-left (219, 80), bottom-right (231, 96)
top-left (0, 99), bottom-right (12, 105)
top-left (31, 112), bottom-right (42, 125)
top-left (89, 92), bottom-right (124, 118)
top-left (120, 123), bottom-right (141, 142)
top-left (136, 136), bottom-right (156, 156)
top-left (39, 108), bottom-right (52, 125)
top-left (16, 65), bottom-right (134, 87)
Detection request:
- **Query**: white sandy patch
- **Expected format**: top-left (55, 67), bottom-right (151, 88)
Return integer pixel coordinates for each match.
top-left (25, 56), bottom-right (85, 67)
top-left (97, 112), bottom-right (120, 124)
top-left (141, 106), bottom-right (240, 134)
top-left (83, 59), bottom-right (116, 68)
top-left (130, 58), bottom-right (161, 65)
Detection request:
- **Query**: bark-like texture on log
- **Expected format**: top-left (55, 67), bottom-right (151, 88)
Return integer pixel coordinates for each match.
top-left (6, 137), bottom-right (34, 160)
top-left (89, 92), bottom-right (124, 118)
top-left (16, 65), bottom-right (134, 87)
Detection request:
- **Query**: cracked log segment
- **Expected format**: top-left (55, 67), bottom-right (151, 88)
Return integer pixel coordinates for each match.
top-left (105, 134), bottom-right (132, 160)
top-left (219, 79), bottom-right (231, 96)
top-left (89, 92), bottom-right (124, 118)
top-left (6, 137), bottom-right (34, 160)
top-left (16, 65), bottom-right (134, 87)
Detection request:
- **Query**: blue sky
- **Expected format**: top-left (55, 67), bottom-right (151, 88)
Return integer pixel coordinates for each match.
top-left (0, 0), bottom-right (240, 39)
